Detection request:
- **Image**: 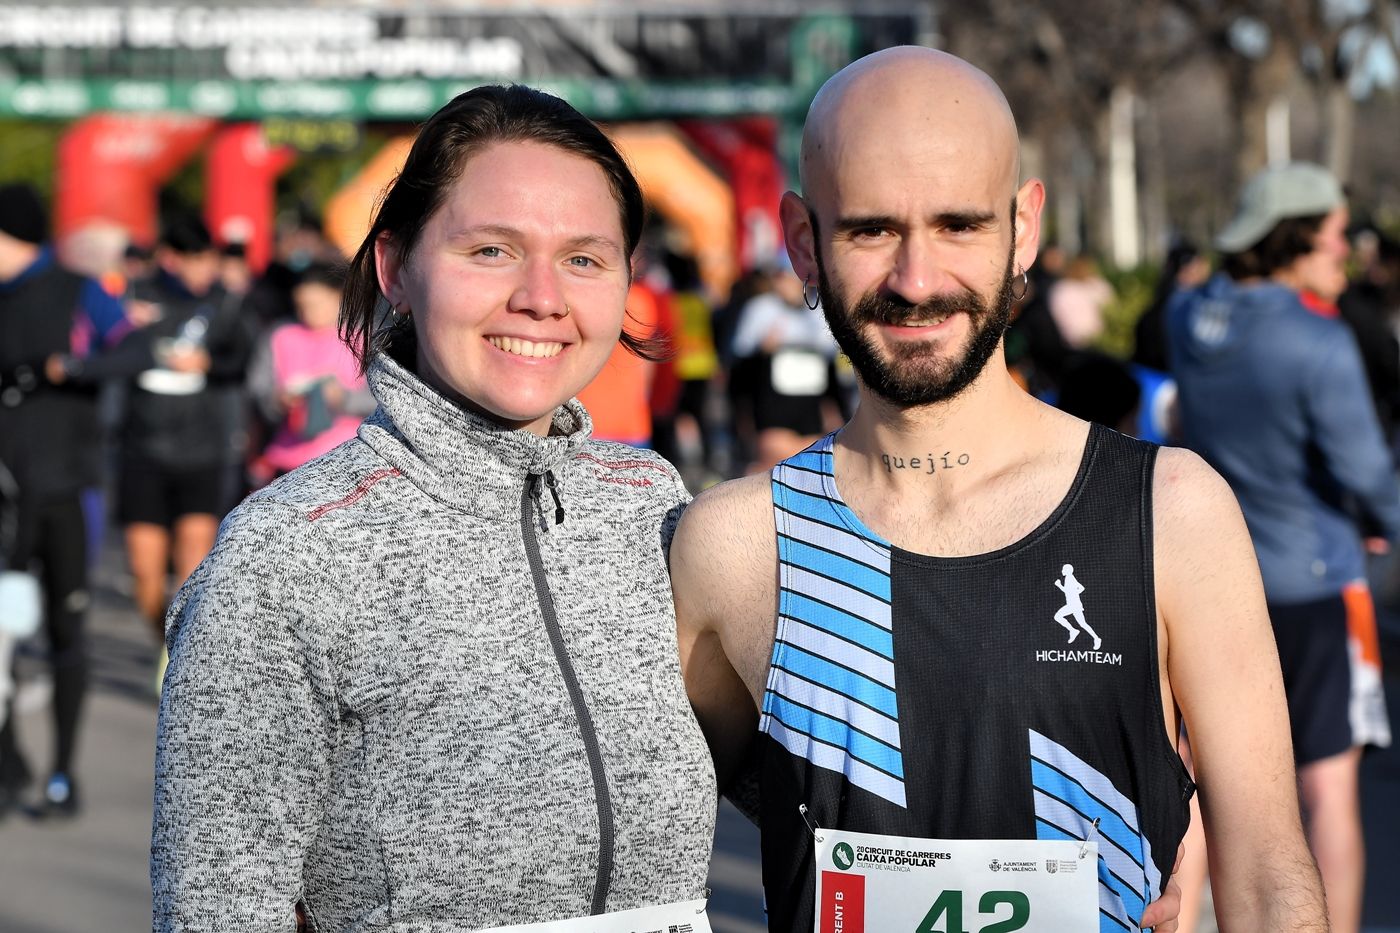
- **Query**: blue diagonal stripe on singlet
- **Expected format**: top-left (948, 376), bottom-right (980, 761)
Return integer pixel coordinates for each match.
top-left (1031, 729), bottom-right (1154, 929)
top-left (762, 713), bottom-right (908, 807)
top-left (1034, 800), bottom-right (1147, 922)
top-left (1031, 761), bottom-right (1145, 870)
top-left (785, 447), bottom-right (834, 473)
top-left (781, 568), bottom-right (892, 633)
top-left (1034, 818), bottom-right (1140, 931)
top-left (779, 537), bottom-right (891, 601)
top-left (774, 481), bottom-right (852, 527)
top-left (763, 435), bottom-right (907, 808)
top-left (1031, 729), bottom-right (1161, 896)
top-left (765, 695), bottom-right (904, 778)
top-left (776, 508), bottom-right (890, 572)
top-left (766, 667), bottom-right (902, 748)
top-left (768, 645), bottom-right (898, 719)
top-left (779, 617), bottom-right (895, 682)
top-left (782, 590), bottom-right (893, 658)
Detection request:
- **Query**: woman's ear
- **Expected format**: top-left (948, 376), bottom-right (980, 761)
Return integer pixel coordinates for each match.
top-left (374, 232), bottom-right (406, 309)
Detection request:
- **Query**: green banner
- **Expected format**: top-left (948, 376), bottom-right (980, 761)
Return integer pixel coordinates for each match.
top-left (0, 77), bottom-right (798, 120)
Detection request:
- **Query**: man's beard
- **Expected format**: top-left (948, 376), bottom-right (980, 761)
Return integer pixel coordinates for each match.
top-left (815, 245), bottom-right (1016, 408)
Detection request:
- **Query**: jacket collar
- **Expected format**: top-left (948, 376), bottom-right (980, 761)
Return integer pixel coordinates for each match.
top-left (356, 350), bottom-right (592, 518)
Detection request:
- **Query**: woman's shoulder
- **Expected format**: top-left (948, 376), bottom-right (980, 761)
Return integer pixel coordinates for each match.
top-left (170, 447), bottom-right (392, 630)
top-left (571, 440), bottom-right (690, 511)
top-left (226, 440), bottom-right (408, 544)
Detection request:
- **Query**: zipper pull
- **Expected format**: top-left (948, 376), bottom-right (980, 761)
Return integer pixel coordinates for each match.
top-left (544, 470), bottom-right (565, 525)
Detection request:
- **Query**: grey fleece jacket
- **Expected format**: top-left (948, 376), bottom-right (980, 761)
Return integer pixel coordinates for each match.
top-left (151, 352), bottom-right (716, 932)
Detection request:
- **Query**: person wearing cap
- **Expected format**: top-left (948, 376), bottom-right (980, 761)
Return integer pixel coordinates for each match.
top-left (1167, 161), bottom-right (1400, 933)
top-left (0, 182), bottom-right (131, 818)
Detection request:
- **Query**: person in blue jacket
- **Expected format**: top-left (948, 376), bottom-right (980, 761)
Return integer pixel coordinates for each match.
top-left (1168, 161), bottom-right (1400, 933)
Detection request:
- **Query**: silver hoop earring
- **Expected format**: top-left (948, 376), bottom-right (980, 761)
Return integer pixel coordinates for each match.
top-left (802, 276), bottom-right (821, 311)
top-left (1010, 267), bottom-right (1029, 302)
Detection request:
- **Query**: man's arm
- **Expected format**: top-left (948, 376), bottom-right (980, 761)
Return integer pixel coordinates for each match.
top-left (669, 475), bottom-right (775, 792)
top-left (1154, 447), bottom-right (1327, 930)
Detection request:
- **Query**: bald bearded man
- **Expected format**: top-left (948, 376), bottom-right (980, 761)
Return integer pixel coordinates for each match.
top-left (670, 48), bottom-right (1325, 932)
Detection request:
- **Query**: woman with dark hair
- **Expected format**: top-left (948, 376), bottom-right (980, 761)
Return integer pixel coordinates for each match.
top-left (152, 86), bottom-right (715, 932)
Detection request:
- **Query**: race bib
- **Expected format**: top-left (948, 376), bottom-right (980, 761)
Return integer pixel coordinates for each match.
top-left (480, 898), bottom-right (711, 933)
top-left (137, 368), bottom-right (206, 395)
top-left (814, 828), bottom-right (1098, 933)
top-left (771, 349), bottom-right (829, 396)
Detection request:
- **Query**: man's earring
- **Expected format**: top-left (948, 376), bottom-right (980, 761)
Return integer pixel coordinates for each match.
top-left (803, 276), bottom-right (821, 311)
top-left (1011, 267), bottom-right (1029, 302)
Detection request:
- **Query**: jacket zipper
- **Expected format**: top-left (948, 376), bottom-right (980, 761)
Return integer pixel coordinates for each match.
top-left (520, 471), bottom-right (614, 914)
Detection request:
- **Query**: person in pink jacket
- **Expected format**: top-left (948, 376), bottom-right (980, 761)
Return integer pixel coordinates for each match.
top-left (247, 263), bottom-right (375, 484)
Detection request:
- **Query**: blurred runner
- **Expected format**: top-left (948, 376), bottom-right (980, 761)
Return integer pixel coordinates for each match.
top-left (116, 217), bottom-right (253, 654)
top-left (1047, 254), bottom-right (1112, 349)
top-left (663, 251), bottom-right (721, 479)
top-left (0, 183), bottom-right (130, 818)
top-left (730, 258), bottom-right (837, 469)
top-left (1169, 161), bottom-right (1400, 933)
top-left (246, 263), bottom-right (373, 484)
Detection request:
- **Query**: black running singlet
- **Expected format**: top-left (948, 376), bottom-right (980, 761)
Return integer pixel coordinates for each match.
top-left (759, 425), bottom-right (1193, 933)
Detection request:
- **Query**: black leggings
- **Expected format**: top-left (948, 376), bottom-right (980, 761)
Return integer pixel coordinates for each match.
top-left (0, 494), bottom-right (89, 785)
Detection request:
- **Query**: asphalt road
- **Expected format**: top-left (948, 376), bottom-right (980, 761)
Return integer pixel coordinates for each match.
top-left (1, 547), bottom-right (1397, 933)
top-left (0, 557), bottom-right (160, 933)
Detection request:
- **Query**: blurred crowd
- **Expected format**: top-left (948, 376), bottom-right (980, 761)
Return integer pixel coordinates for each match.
top-left (0, 183), bottom-right (852, 815)
top-left (2, 159), bottom-right (1400, 929)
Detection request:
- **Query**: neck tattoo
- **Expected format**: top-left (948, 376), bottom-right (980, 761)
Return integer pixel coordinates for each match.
top-left (881, 451), bottom-right (971, 476)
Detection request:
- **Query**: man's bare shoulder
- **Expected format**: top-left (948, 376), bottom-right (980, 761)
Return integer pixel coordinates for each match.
top-left (1151, 444), bottom-right (1259, 614)
top-left (670, 473), bottom-right (777, 638)
top-left (673, 473), bottom-right (775, 566)
top-left (1152, 445), bottom-right (1243, 537)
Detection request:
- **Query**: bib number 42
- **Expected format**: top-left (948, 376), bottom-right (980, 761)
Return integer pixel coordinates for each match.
top-left (915, 890), bottom-right (1030, 933)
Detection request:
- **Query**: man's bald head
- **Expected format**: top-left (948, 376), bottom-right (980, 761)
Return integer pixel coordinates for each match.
top-left (799, 47), bottom-right (1022, 203)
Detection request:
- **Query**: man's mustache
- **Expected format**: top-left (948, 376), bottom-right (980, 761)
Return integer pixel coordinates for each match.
top-left (848, 289), bottom-right (988, 326)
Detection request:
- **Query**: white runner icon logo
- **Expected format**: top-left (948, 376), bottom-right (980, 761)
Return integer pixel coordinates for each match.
top-left (1053, 564), bottom-right (1101, 651)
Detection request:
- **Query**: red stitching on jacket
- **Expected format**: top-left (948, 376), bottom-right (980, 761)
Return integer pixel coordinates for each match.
top-left (307, 468), bottom-right (402, 521)
top-left (573, 452), bottom-right (671, 476)
top-left (597, 474), bottom-right (655, 487)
